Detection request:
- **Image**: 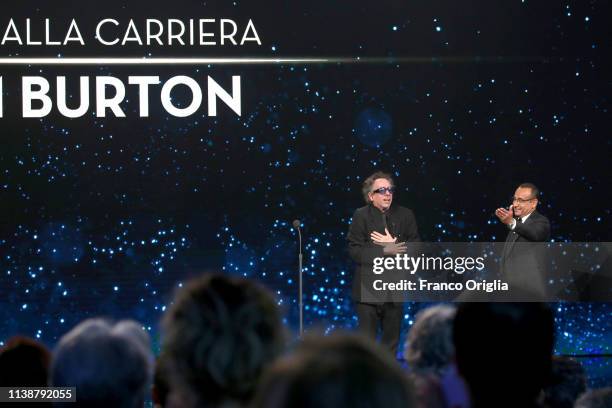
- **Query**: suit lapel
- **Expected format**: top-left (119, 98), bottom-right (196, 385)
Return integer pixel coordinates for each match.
top-left (503, 215), bottom-right (523, 258)
top-left (503, 210), bottom-right (539, 257)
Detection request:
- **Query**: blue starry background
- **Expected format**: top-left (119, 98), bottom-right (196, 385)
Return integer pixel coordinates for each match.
top-left (0, 0), bottom-right (610, 386)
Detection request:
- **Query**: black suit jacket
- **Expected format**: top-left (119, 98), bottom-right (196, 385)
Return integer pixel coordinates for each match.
top-left (502, 210), bottom-right (551, 296)
top-left (504, 210), bottom-right (551, 245)
top-left (347, 204), bottom-right (420, 300)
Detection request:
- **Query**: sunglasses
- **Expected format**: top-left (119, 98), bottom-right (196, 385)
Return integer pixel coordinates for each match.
top-left (372, 187), bottom-right (395, 195)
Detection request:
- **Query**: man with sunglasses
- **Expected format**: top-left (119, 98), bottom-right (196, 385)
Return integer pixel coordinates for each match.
top-left (347, 171), bottom-right (420, 355)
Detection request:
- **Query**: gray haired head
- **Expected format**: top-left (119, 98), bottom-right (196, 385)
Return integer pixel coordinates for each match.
top-left (361, 171), bottom-right (394, 204)
top-left (575, 388), bottom-right (612, 408)
top-left (50, 318), bottom-right (153, 408)
top-left (404, 305), bottom-right (456, 376)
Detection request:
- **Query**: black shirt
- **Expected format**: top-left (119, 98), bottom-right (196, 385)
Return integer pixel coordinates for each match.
top-left (347, 203), bottom-right (420, 299)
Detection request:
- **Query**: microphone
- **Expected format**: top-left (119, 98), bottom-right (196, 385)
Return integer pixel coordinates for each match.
top-left (292, 219), bottom-right (304, 338)
top-left (292, 219), bottom-right (302, 253)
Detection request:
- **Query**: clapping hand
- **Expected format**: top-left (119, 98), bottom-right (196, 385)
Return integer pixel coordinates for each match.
top-left (495, 206), bottom-right (514, 225)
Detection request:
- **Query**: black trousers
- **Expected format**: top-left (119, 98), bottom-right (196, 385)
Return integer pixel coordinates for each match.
top-left (355, 302), bottom-right (402, 356)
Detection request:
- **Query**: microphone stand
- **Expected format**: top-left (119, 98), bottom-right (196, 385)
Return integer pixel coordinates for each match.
top-left (297, 225), bottom-right (304, 338)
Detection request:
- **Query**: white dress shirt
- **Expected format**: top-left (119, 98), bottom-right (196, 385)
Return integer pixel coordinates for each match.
top-left (509, 211), bottom-right (533, 230)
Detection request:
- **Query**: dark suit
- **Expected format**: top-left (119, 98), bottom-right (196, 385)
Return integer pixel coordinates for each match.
top-left (504, 210), bottom-right (551, 244)
top-left (347, 203), bottom-right (420, 354)
top-left (502, 210), bottom-right (551, 297)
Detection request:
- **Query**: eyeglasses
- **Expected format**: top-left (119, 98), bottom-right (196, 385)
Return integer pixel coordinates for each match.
top-left (372, 187), bottom-right (395, 195)
top-left (511, 196), bottom-right (535, 204)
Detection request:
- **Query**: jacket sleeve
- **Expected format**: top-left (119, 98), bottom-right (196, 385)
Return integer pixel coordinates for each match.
top-left (513, 215), bottom-right (551, 242)
top-left (347, 209), bottom-right (384, 265)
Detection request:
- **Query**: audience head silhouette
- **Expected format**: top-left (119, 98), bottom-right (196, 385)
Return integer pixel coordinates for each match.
top-left (50, 318), bottom-right (153, 408)
top-left (453, 302), bottom-right (554, 408)
top-left (0, 336), bottom-right (50, 387)
top-left (542, 356), bottom-right (587, 408)
top-left (253, 333), bottom-right (416, 408)
top-left (161, 273), bottom-right (284, 408)
top-left (574, 387), bottom-right (612, 408)
top-left (152, 351), bottom-right (172, 408)
top-left (404, 304), bottom-right (456, 376)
